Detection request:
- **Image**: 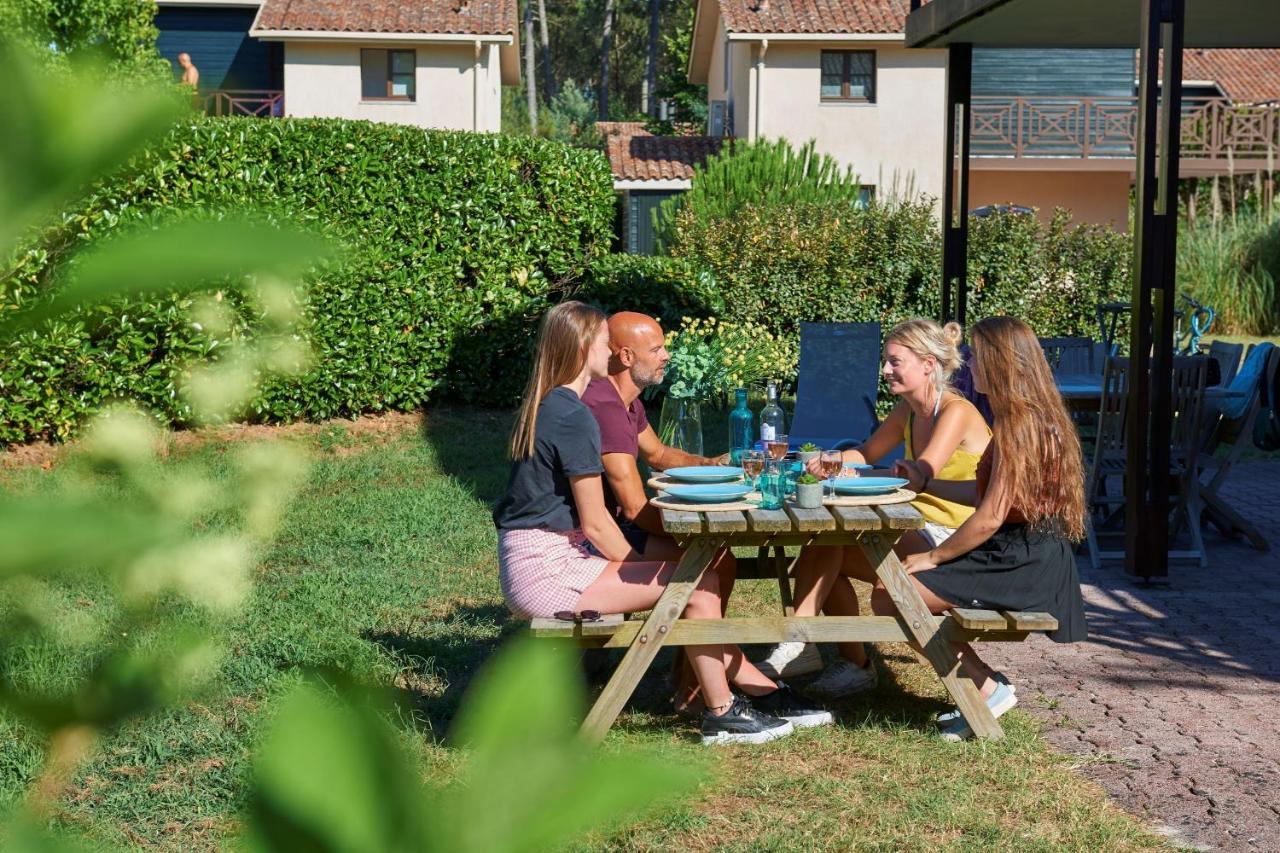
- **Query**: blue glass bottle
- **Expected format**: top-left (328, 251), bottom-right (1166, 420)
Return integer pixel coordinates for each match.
top-left (729, 388), bottom-right (754, 464)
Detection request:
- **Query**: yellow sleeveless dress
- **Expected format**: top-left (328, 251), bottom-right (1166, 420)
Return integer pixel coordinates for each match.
top-left (904, 405), bottom-right (988, 530)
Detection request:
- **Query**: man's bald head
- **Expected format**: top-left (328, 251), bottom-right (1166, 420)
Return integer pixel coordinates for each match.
top-left (607, 312), bottom-right (662, 353)
top-left (606, 311), bottom-right (669, 389)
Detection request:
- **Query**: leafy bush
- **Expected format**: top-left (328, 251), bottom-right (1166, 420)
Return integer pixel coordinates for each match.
top-left (1, 117), bottom-right (617, 442)
top-left (1179, 202), bottom-right (1280, 335)
top-left (658, 315), bottom-right (798, 403)
top-left (967, 209), bottom-right (1132, 337)
top-left (668, 196), bottom-right (941, 335)
top-left (655, 138), bottom-right (865, 249)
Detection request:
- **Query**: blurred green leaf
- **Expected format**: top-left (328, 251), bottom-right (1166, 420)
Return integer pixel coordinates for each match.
top-left (441, 638), bottom-right (702, 853)
top-left (1, 627), bottom-right (221, 731)
top-left (0, 42), bottom-right (185, 247)
top-left (2, 219), bottom-right (332, 334)
top-left (242, 682), bottom-right (433, 853)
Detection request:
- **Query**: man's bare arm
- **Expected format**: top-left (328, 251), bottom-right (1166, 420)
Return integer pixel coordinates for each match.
top-left (601, 452), bottom-right (666, 534)
top-left (636, 425), bottom-right (727, 471)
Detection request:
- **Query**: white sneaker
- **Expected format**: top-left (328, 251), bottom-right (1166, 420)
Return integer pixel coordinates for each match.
top-left (755, 642), bottom-right (824, 679)
top-left (805, 659), bottom-right (878, 699)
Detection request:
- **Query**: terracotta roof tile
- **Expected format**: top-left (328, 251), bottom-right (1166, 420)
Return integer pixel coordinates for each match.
top-left (1182, 49), bottom-right (1280, 103)
top-left (606, 131), bottom-right (725, 182)
top-left (718, 0), bottom-right (908, 35)
top-left (254, 0), bottom-right (516, 36)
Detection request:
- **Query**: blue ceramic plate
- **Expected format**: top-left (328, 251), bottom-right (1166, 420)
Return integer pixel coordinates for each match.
top-left (831, 476), bottom-right (909, 496)
top-left (663, 483), bottom-right (753, 503)
top-left (664, 466), bottom-right (744, 484)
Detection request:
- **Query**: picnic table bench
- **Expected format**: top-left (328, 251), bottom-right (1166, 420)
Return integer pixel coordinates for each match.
top-left (531, 500), bottom-right (1058, 743)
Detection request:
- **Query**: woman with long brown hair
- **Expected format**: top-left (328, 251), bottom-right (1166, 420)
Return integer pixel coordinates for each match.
top-left (889, 315), bottom-right (1088, 739)
top-left (494, 301), bottom-right (831, 745)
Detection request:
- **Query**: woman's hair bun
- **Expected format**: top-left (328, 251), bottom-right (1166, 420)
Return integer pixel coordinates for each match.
top-left (942, 321), bottom-right (964, 346)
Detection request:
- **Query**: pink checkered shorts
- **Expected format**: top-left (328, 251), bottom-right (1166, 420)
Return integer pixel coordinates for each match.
top-left (498, 527), bottom-right (610, 619)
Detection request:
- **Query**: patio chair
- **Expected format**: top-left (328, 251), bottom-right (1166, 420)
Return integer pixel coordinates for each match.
top-left (788, 322), bottom-right (881, 451)
top-left (1084, 356), bottom-right (1130, 570)
top-left (1085, 356), bottom-right (1210, 569)
top-left (1206, 340), bottom-right (1245, 387)
top-left (1196, 343), bottom-right (1278, 551)
top-left (1039, 336), bottom-right (1096, 375)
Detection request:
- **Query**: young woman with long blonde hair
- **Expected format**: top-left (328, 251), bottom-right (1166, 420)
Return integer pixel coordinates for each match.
top-left (493, 301), bottom-right (832, 744)
top-left (758, 318), bottom-right (992, 696)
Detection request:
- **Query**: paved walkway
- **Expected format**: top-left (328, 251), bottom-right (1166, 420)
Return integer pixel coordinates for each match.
top-left (992, 460), bottom-right (1280, 850)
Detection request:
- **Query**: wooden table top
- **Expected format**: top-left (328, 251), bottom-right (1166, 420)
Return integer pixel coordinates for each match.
top-left (659, 502), bottom-right (924, 538)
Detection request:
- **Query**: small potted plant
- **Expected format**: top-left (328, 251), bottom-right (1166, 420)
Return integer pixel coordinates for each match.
top-left (795, 472), bottom-right (824, 508)
top-left (797, 442), bottom-right (821, 465)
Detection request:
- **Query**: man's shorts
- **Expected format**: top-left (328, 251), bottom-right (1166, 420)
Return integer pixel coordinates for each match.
top-left (586, 519), bottom-right (650, 558)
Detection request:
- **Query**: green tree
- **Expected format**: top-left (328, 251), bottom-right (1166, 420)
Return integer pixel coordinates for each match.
top-left (0, 0), bottom-right (170, 83)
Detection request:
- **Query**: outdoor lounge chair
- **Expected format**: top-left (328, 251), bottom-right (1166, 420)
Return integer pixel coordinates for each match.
top-left (788, 322), bottom-right (882, 451)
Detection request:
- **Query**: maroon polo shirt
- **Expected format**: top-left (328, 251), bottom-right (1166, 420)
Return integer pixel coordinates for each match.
top-left (581, 377), bottom-right (649, 517)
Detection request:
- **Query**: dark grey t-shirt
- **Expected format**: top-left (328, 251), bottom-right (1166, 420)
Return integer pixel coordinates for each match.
top-left (493, 387), bottom-right (604, 531)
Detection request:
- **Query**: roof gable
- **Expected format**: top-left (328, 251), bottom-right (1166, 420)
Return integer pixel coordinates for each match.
top-left (719, 0), bottom-right (908, 35)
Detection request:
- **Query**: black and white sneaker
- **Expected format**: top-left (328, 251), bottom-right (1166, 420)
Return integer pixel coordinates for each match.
top-left (700, 696), bottom-right (794, 745)
top-left (751, 682), bottom-right (835, 729)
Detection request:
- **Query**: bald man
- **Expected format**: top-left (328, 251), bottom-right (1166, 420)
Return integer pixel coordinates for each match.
top-left (177, 53), bottom-right (200, 89)
top-left (581, 312), bottom-right (730, 558)
top-left (582, 311), bottom-right (738, 712)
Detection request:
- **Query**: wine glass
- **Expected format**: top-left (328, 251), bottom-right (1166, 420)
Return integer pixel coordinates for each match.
top-left (742, 450), bottom-right (766, 488)
top-left (820, 449), bottom-right (843, 498)
top-left (766, 434), bottom-right (789, 461)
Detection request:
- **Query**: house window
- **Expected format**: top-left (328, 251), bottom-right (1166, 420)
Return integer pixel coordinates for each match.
top-left (361, 49), bottom-right (415, 101)
top-left (821, 50), bottom-right (876, 102)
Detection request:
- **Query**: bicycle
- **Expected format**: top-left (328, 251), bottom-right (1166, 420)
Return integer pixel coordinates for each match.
top-left (1175, 292), bottom-right (1215, 356)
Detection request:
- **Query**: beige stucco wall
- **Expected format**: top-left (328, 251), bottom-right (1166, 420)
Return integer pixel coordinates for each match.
top-left (283, 41), bottom-right (502, 132)
top-left (969, 168), bottom-right (1132, 231)
top-left (713, 41), bottom-right (947, 201)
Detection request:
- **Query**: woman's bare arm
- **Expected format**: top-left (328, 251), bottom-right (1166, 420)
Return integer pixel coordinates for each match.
top-left (570, 474), bottom-right (634, 562)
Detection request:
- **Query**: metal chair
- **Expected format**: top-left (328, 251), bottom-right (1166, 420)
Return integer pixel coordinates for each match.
top-left (1040, 336), bottom-right (1097, 375)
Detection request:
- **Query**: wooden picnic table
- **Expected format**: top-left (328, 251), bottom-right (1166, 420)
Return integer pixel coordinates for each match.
top-left (537, 500), bottom-right (1058, 743)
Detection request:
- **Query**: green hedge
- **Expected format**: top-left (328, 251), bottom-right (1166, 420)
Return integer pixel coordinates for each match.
top-left (667, 198), bottom-right (1130, 340)
top-left (1, 117), bottom-right (617, 443)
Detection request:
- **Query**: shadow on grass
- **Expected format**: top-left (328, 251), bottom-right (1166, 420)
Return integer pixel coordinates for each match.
top-left (418, 406), bottom-right (512, 506)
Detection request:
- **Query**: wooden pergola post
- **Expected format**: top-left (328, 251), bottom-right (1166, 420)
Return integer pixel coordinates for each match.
top-left (940, 43), bottom-right (973, 325)
top-left (1126, 0), bottom-right (1186, 580)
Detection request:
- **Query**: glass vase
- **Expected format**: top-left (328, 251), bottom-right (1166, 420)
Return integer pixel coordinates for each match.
top-left (658, 396), bottom-right (704, 457)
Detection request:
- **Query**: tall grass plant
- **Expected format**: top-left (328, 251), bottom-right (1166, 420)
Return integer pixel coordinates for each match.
top-left (1179, 199), bottom-right (1280, 335)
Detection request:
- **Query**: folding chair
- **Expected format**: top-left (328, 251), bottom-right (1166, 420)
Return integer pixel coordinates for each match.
top-left (1196, 344), bottom-right (1278, 551)
top-left (788, 322), bottom-right (881, 450)
top-left (1084, 357), bottom-right (1130, 570)
top-left (1206, 340), bottom-right (1244, 386)
top-left (1168, 357), bottom-right (1211, 568)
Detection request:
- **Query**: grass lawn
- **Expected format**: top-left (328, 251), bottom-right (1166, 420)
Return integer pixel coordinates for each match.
top-left (0, 409), bottom-right (1168, 850)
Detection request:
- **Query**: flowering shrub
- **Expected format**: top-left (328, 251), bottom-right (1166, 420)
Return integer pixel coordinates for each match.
top-left (659, 316), bottom-right (797, 402)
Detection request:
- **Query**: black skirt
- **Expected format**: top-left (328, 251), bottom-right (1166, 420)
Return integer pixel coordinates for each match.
top-left (914, 523), bottom-right (1088, 643)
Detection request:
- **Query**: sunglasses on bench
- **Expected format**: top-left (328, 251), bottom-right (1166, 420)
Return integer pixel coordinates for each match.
top-left (554, 610), bottom-right (602, 624)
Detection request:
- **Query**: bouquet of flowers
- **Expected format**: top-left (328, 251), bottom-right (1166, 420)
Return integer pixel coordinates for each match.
top-left (660, 316), bottom-right (797, 402)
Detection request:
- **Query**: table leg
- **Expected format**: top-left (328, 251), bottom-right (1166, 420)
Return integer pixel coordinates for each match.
top-left (859, 534), bottom-right (1004, 740)
top-left (773, 546), bottom-right (795, 616)
top-left (580, 537), bottom-right (721, 743)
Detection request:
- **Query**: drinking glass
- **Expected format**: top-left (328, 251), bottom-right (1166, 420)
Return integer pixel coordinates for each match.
top-left (820, 449), bottom-right (843, 498)
top-left (758, 461), bottom-right (787, 510)
top-left (766, 434), bottom-right (789, 461)
top-left (741, 450), bottom-right (766, 488)
top-left (783, 458), bottom-right (804, 497)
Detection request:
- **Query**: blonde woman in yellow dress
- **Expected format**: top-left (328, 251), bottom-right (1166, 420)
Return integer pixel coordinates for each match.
top-left (756, 319), bottom-right (992, 697)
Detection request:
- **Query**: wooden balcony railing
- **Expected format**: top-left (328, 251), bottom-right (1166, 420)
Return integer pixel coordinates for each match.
top-left (970, 96), bottom-right (1280, 164)
top-left (201, 90), bottom-right (284, 118)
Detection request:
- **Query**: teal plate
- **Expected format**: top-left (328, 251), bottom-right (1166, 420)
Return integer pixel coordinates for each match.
top-left (831, 477), bottom-right (909, 496)
top-left (662, 483), bottom-right (753, 503)
top-left (663, 466), bottom-right (744, 484)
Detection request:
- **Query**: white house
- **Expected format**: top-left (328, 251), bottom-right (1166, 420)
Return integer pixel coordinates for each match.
top-left (156, 0), bottom-right (519, 131)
